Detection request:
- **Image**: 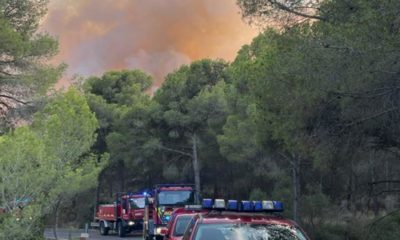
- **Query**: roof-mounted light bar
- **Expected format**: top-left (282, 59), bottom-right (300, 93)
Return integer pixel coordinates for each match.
top-left (202, 198), bottom-right (284, 212)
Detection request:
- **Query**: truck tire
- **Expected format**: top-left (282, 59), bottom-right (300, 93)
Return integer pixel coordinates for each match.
top-left (117, 221), bottom-right (126, 238)
top-left (100, 221), bottom-right (109, 236)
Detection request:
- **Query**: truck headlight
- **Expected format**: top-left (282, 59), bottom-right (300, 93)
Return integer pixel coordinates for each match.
top-left (128, 221), bottom-right (135, 226)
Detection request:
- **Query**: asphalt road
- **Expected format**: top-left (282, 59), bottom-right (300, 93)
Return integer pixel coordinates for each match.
top-left (44, 228), bottom-right (143, 240)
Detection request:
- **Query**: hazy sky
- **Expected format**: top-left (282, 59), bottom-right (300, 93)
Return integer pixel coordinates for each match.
top-left (41, 0), bottom-right (258, 89)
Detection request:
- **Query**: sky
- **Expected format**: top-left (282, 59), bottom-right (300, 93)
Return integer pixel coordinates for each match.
top-left (41, 0), bottom-right (258, 90)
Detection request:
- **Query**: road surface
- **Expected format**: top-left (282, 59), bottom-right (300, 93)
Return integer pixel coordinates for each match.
top-left (44, 228), bottom-right (143, 240)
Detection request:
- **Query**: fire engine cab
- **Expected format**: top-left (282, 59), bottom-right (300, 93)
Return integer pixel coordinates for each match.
top-left (95, 192), bottom-right (145, 237)
top-left (143, 184), bottom-right (200, 240)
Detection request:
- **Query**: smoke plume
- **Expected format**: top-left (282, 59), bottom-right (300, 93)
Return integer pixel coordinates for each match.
top-left (41, 0), bottom-right (258, 89)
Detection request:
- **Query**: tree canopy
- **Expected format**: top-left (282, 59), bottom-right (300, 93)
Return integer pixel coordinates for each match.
top-left (0, 0), bottom-right (64, 130)
top-left (0, 89), bottom-right (103, 239)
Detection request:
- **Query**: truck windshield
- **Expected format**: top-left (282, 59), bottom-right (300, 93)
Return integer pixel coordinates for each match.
top-left (157, 190), bottom-right (195, 206)
top-left (194, 223), bottom-right (308, 240)
top-left (129, 197), bottom-right (145, 209)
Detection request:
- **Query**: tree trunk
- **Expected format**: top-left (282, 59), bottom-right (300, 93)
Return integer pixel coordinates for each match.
top-left (346, 160), bottom-right (354, 212)
top-left (192, 134), bottom-right (201, 194)
top-left (109, 175), bottom-right (113, 198)
top-left (369, 151), bottom-right (379, 216)
top-left (292, 153), bottom-right (301, 223)
top-left (94, 171), bottom-right (102, 221)
top-left (53, 199), bottom-right (61, 240)
top-left (385, 158), bottom-right (390, 192)
top-left (119, 160), bottom-right (125, 192)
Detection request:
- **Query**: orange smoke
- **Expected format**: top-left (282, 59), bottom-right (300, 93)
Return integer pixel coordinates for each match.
top-left (41, 0), bottom-right (258, 89)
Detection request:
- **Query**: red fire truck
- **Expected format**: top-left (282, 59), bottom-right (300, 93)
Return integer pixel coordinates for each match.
top-left (94, 192), bottom-right (146, 237)
top-left (143, 184), bottom-right (199, 240)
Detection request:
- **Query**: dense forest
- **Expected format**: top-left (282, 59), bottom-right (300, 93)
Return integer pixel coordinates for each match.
top-left (1, 0), bottom-right (400, 239)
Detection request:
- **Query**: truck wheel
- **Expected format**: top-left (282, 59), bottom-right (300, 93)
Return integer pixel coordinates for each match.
top-left (117, 221), bottom-right (126, 237)
top-left (100, 221), bottom-right (109, 236)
